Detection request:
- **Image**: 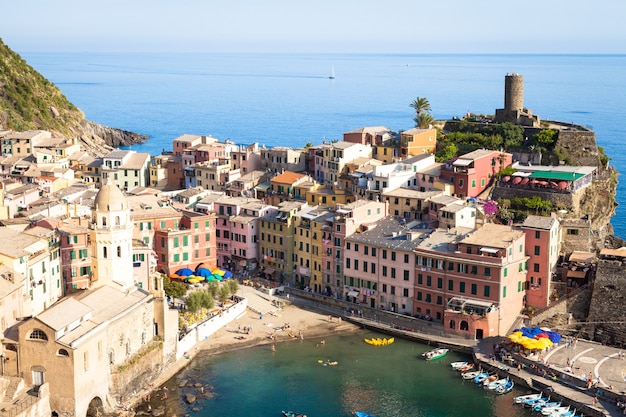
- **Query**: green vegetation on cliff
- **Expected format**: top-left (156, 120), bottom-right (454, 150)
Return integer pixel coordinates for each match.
top-left (0, 38), bottom-right (85, 135)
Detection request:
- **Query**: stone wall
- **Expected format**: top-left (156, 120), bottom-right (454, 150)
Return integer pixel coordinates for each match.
top-left (554, 129), bottom-right (600, 167)
top-left (492, 185), bottom-right (579, 212)
top-left (582, 258), bottom-right (626, 346)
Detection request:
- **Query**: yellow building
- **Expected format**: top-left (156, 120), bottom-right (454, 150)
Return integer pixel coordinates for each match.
top-left (400, 127), bottom-right (437, 158)
top-left (259, 201), bottom-right (308, 282)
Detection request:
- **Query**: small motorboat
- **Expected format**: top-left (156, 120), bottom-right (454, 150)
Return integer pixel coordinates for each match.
top-left (541, 405), bottom-right (569, 416)
top-left (421, 348), bottom-right (449, 361)
top-left (548, 409), bottom-right (576, 417)
top-left (514, 391), bottom-right (542, 404)
top-left (473, 372), bottom-right (490, 384)
top-left (458, 363), bottom-right (475, 373)
top-left (450, 361), bottom-right (468, 370)
top-left (495, 379), bottom-right (514, 394)
top-left (524, 396), bottom-right (550, 408)
top-left (461, 370), bottom-right (481, 380)
top-left (355, 412), bottom-right (377, 417)
top-left (481, 374), bottom-right (499, 386)
top-left (486, 377), bottom-right (508, 390)
top-left (533, 401), bottom-right (561, 413)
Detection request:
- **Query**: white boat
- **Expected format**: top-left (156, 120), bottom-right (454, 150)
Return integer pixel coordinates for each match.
top-left (461, 370), bottom-right (481, 380)
top-left (450, 361), bottom-right (468, 370)
top-left (329, 66), bottom-right (335, 79)
top-left (514, 391), bottom-right (542, 404)
top-left (548, 409), bottom-right (576, 417)
top-left (533, 401), bottom-right (561, 413)
top-left (486, 377), bottom-right (508, 390)
top-left (542, 405), bottom-right (569, 416)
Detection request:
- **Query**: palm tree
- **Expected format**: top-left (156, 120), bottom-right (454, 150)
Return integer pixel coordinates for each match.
top-left (409, 97), bottom-right (431, 119)
top-left (414, 112), bottom-right (434, 128)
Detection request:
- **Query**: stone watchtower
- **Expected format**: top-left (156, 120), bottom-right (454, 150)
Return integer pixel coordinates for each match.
top-left (495, 73), bottom-right (540, 127)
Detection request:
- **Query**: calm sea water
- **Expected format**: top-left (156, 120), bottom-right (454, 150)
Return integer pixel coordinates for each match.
top-left (156, 332), bottom-right (533, 417)
top-left (21, 52), bottom-right (626, 236)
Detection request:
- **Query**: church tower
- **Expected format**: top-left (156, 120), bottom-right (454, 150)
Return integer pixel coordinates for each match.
top-left (90, 178), bottom-right (135, 291)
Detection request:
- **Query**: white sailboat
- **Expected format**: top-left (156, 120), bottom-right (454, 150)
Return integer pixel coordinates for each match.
top-left (329, 66), bottom-right (335, 79)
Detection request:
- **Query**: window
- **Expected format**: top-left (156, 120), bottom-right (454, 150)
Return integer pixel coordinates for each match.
top-left (503, 286), bottom-right (507, 298)
top-left (57, 349), bottom-right (69, 357)
top-left (391, 268), bottom-right (396, 278)
top-left (534, 263), bottom-right (540, 272)
top-left (535, 230), bottom-right (541, 239)
top-left (391, 252), bottom-right (396, 261)
top-left (437, 277), bottom-right (443, 289)
top-left (448, 280), bottom-right (453, 291)
top-left (382, 250), bottom-right (387, 259)
top-left (403, 270), bottom-right (409, 281)
top-left (28, 329), bottom-right (48, 341)
top-left (382, 266), bottom-right (387, 276)
top-left (426, 275), bottom-right (432, 287)
top-left (471, 283), bottom-right (477, 295)
top-left (485, 267), bottom-right (491, 277)
top-left (404, 254), bottom-right (409, 263)
top-left (459, 282), bottom-right (466, 293)
top-left (534, 246), bottom-right (540, 256)
top-left (484, 286), bottom-right (491, 297)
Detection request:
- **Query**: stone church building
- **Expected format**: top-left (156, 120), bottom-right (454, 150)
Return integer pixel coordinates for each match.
top-left (16, 179), bottom-right (178, 417)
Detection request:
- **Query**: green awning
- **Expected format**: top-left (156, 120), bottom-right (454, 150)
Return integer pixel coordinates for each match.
top-left (528, 171), bottom-right (584, 181)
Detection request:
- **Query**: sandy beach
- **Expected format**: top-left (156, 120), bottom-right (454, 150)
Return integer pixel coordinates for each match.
top-left (120, 296), bottom-right (359, 416)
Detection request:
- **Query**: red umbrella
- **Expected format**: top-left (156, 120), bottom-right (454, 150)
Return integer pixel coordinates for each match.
top-left (549, 181), bottom-right (558, 187)
top-left (558, 181), bottom-right (568, 189)
top-left (530, 179), bottom-right (539, 184)
top-left (539, 181), bottom-right (549, 186)
top-left (501, 176), bottom-right (511, 182)
top-left (512, 176), bottom-right (523, 185)
top-left (520, 177), bottom-right (530, 185)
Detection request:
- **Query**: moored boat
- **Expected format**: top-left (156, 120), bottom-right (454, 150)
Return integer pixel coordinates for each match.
top-left (481, 374), bottom-right (499, 386)
top-left (495, 379), bottom-right (514, 394)
top-left (461, 370), bottom-right (481, 380)
top-left (524, 396), bottom-right (551, 408)
top-left (514, 391), bottom-right (542, 404)
top-left (450, 361), bottom-right (468, 370)
top-left (486, 377), bottom-right (508, 390)
top-left (533, 400), bottom-right (561, 413)
top-left (458, 363), bottom-right (475, 373)
top-left (421, 348), bottom-right (449, 361)
top-left (473, 372), bottom-right (490, 384)
top-left (541, 405), bottom-right (569, 416)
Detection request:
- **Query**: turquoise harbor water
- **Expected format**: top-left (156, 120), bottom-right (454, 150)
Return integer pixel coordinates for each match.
top-left (22, 52), bottom-right (626, 237)
top-left (155, 332), bottom-right (534, 417)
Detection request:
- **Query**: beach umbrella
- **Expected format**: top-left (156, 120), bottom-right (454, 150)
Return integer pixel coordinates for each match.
top-left (558, 181), bottom-right (568, 189)
top-left (512, 176), bottom-right (522, 185)
top-left (195, 267), bottom-right (212, 278)
top-left (501, 176), bottom-right (511, 182)
top-left (212, 269), bottom-right (225, 276)
top-left (520, 177), bottom-right (530, 185)
top-left (549, 181), bottom-right (558, 187)
top-left (170, 273), bottom-right (180, 280)
top-left (176, 268), bottom-right (194, 277)
top-left (223, 270), bottom-right (233, 279)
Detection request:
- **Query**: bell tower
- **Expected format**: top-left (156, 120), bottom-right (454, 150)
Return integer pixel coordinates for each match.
top-left (90, 178), bottom-right (135, 291)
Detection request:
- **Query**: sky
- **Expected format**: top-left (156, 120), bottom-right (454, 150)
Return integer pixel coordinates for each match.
top-left (3, 0), bottom-right (626, 54)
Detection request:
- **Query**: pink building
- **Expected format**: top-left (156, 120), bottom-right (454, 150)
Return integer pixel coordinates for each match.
top-left (154, 211), bottom-right (217, 276)
top-left (439, 149), bottom-right (512, 199)
top-left (231, 143), bottom-right (262, 174)
top-left (413, 223), bottom-right (528, 338)
top-left (344, 216), bottom-right (418, 314)
top-left (214, 196), bottom-right (276, 272)
top-left (327, 200), bottom-right (387, 297)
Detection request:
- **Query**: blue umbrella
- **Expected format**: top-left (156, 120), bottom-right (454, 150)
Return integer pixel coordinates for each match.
top-left (176, 268), bottom-right (194, 277)
top-left (195, 267), bottom-right (212, 278)
top-left (223, 270), bottom-right (233, 279)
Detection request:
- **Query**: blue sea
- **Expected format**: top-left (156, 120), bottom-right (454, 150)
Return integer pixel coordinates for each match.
top-left (22, 52), bottom-right (626, 237)
top-left (18, 52), bottom-right (622, 416)
top-left (155, 332), bottom-right (533, 417)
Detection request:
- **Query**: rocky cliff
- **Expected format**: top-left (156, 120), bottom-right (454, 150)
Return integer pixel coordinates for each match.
top-left (0, 38), bottom-right (146, 156)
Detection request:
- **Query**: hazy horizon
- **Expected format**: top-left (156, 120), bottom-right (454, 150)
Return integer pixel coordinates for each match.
top-left (3, 0), bottom-right (626, 55)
